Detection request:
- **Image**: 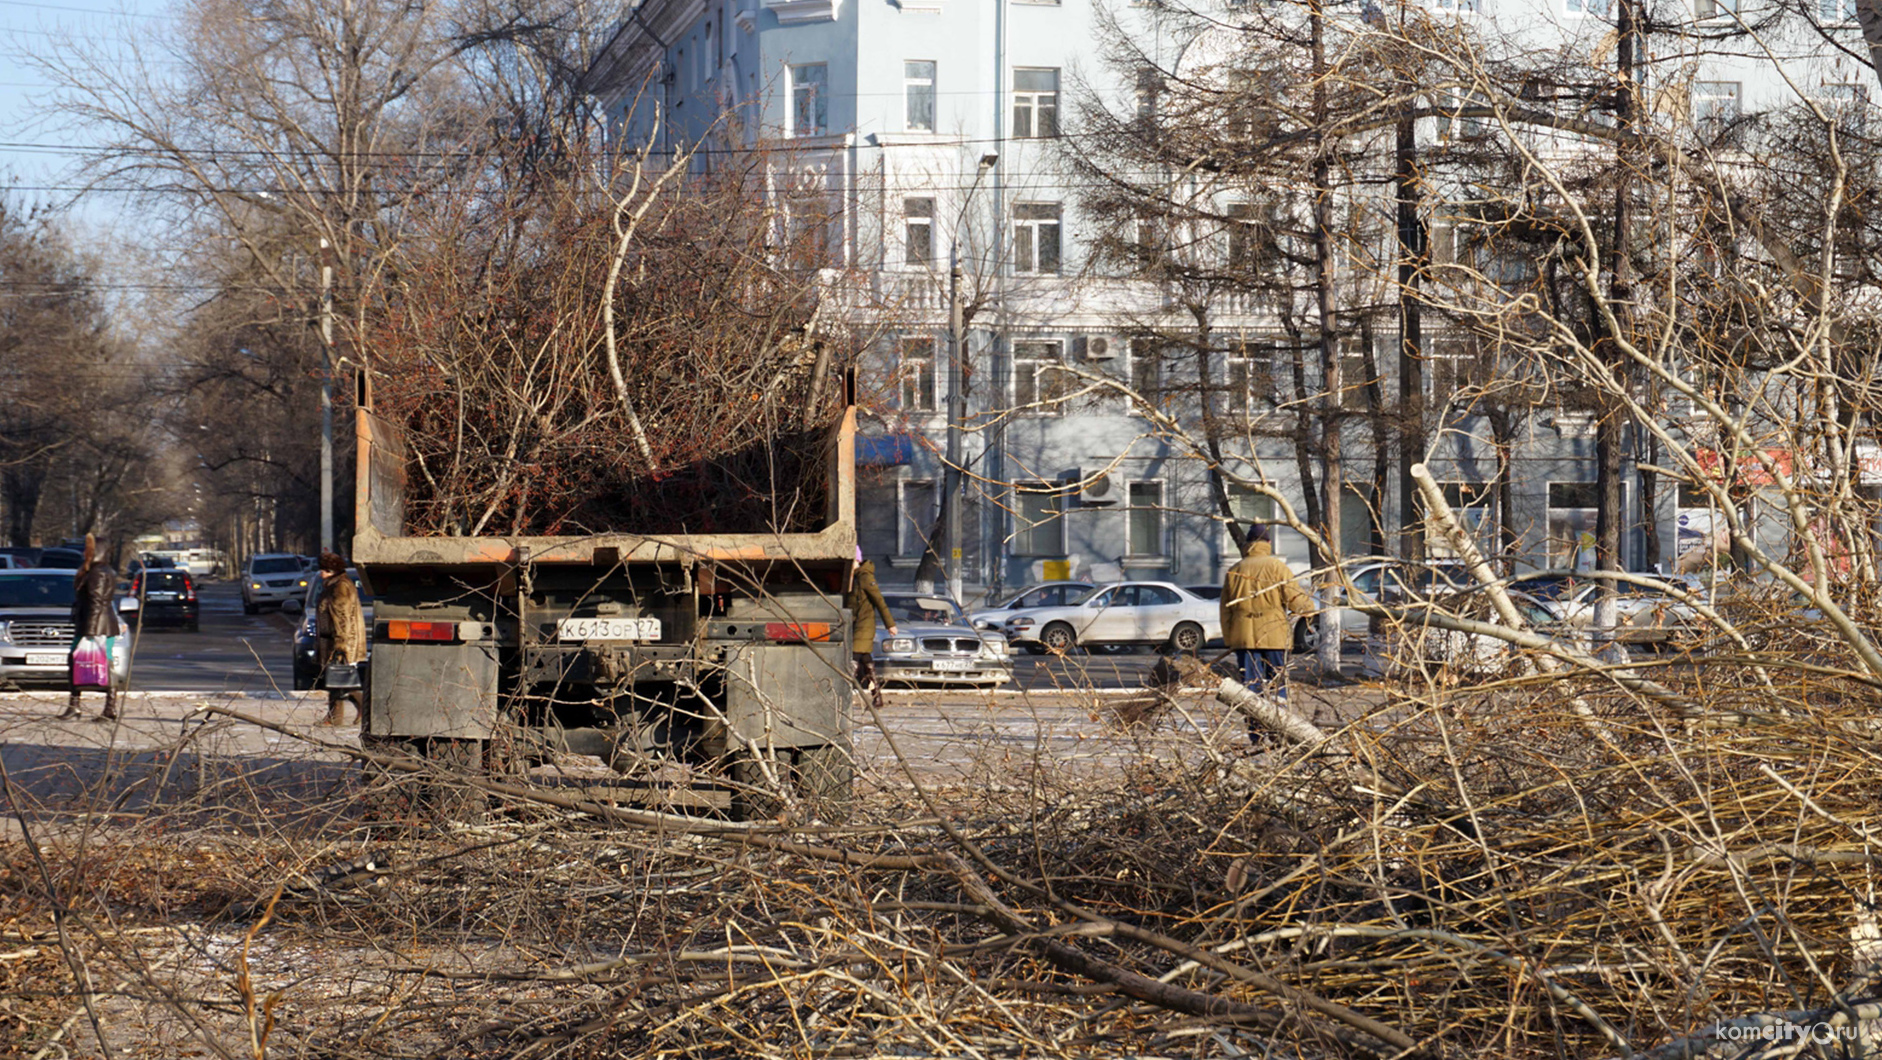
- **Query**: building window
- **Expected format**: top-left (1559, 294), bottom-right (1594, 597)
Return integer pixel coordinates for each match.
top-left (1127, 481), bottom-right (1165, 556)
top-left (904, 197), bottom-right (934, 265)
top-left (1821, 0), bottom-right (1857, 21)
top-left (1013, 68), bottom-right (1060, 138)
top-left (1014, 484), bottom-right (1064, 555)
top-left (1695, 0), bottom-right (1735, 17)
top-left (785, 196), bottom-right (836, 268)
top-left (1013, 340), bottom-right (1071, 415)
top-left (1816, 82), bottom-right (1870, 112)
top-left (1547, 481), bottom-right (1599, 567)
top-left (905, 61), bottom-right (935, 131)
top-left (1426, 335), bottom-right (1490, 405)
top-left (1226, 484), bottom-right (1276, 542)
top-left (1436, 0), bottom-right (1480, 11)
top-left (791, 63), bottom-right (828, 137)
top-left (1693, 81), bottom-right (1742, 128)
top-left (1226, 202), bottom-right (1258, 272)
top-left (898, 478), bottom-right (937, 557)
top-left (1129, 340), bottom-right (1162, 407)
top-left (1339, 342), bottom-right (1376, 411)
top-left (1013, 202), bottom-right (1062, 275)
top-left (1565, 0), bottom-right (1610, 14)
top-left (899, 336), bottom-right (937, 412)
top-left (1423, 482), bottom-right (1495, 558)
top-left (1226, 341), bottom-right (1277, 415)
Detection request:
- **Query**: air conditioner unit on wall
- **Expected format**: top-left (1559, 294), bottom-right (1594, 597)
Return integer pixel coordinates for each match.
top-left (1074, 335), bottom-right (1117, 361)
top-left (1069, 469), bottom-right (1120, 505)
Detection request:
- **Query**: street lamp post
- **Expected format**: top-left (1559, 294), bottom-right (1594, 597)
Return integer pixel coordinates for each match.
top-left (945, 154), bottom-right (998, 606)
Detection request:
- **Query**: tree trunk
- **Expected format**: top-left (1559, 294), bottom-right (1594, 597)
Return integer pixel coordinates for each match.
top-left (3, 465), bottom-right (46, 546)
top-left (1394, 56), bottom-right (1427, 564)
top-left (1311, 0), bottom-right (1342, 677)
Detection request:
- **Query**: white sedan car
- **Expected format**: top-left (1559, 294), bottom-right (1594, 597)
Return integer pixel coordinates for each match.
top-left (1003, 581), bottom-right (1221, 655)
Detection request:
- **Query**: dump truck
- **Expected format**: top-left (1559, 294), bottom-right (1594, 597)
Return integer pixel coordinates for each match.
top-left (349, 374), bottom-right (859, 817)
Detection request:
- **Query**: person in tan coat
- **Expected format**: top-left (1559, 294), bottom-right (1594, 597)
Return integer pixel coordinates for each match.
top-left (844, 547), bottom-right (898, 711)
top-left (316, 551), bottom-right (367, 725)
top-left (1220, 524), bottom-right (1312, 701)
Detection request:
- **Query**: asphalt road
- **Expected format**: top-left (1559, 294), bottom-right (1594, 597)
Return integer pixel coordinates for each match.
top-left (120, 582), bottom-right (1170, 693)
top-left (122, 580), bottom-right (301, 694)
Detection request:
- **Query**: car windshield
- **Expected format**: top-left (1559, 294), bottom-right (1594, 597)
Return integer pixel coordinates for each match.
top-left (252, 557), bottom-right (301, 574)
top-left (143, 572), bottom-right (190, 591)
top-left (881, 594), bottom-right (963, 626)
top-left (0, 574), bottom-right (78, 608)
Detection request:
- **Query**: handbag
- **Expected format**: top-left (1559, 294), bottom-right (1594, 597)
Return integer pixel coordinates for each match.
top-left (71, 636), bottom-right (112, 690)
top-left (323, 661), bottom-right (363, 691)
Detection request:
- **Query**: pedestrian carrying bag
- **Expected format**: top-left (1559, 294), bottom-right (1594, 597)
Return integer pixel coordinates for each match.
top-left (70, 636), bottom-right (112, 690)
top-left (324, 661), bottom-right (363, 691)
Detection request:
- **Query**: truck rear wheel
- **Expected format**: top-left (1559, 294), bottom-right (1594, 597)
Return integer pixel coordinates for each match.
top-left (728, 743), bottom-right (854, 824)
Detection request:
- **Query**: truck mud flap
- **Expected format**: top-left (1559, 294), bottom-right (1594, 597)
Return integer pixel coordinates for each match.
top-left (721, 642), bottom-right (849, 751)
top-left (368, 642), bottom-right (499, 740)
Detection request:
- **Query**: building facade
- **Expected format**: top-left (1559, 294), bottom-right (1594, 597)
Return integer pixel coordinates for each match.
top-left (586, 0), bottom-right (1877, 601)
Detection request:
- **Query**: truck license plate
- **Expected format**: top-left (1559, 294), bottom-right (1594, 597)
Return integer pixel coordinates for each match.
top-left (932, 658), bottom-right (971, 672)
top-left (26, 653), bottom-right (64, 666)
top-left (558, 617), bottom-right (661, 642)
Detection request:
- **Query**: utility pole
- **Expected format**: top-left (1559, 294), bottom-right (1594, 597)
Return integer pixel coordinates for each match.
top-left (319, 238), bottom-right (335, 556)
top-left (943, 154), bottom-right (998, 606)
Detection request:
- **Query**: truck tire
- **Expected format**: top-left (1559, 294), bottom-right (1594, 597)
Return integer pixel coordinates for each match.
top-left (794, 743), bottom-right (855, 822)
top-left (728, 744), bottom-right (855, 824)
top-left (358, 733), bottom-right (422, 822)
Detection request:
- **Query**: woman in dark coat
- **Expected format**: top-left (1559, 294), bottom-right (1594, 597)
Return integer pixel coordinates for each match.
top-left (61, 533), bottom-right (122, 721)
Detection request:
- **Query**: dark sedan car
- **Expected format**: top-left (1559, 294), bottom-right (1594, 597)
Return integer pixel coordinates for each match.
top-left (35, 548), bottom-right (84, 570)
top-left (125, 569), bottom-right (200, 631)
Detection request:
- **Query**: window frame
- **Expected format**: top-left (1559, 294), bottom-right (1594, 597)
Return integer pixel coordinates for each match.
top-left (898, 335), bottom-right (938, 413)
top-left (1012, 339), bottom-right (1070, 416)
top-left (1423, 481), bottom-right (1496, 559)
top-left (896, 477), bottom-right (938, 557)
top-left (790, 62), bottom-right (829, 138)
top-left (1012, 67), bottom-right (1061, 139)
top-left (1126, 479), bottom-right (1167, 557)
top-left (1546, 480), bottom-right (1600, 567)
top-left (1226, 340), bottom-right (1278, 415)
top-left (1012, 201), bottom-right (1063, 275)
top-left (1013, 482), bottom-right (1067, 556)
top-left (1820, 0), bottom-right (1857, 22)
top-left (904, 60), bottom-right (936, 132)
top-left (1692, 80), bottom-right (1743, 128)
top-left (904, 196), bottom-right (935, 266)
top-left (1128, 339), bottom-right (1163, 409)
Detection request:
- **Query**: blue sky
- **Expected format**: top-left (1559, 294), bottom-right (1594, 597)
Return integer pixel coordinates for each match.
top-left (1, 0), bottom-right (173, 244)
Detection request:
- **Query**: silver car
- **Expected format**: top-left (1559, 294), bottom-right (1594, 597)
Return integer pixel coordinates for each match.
top-left (874, 593), bottom-right (1012, 687)
top-left (0, 569), bottom-right (132, 690)
top-left (242, 553), bottom-right (312, 613)
top-left (965, 582), bottom-right (1095, 632)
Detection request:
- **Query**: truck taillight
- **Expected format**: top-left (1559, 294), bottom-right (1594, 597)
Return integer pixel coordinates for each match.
top-left (764, 622), bottom-right (832, 642)
top-left (386, 620), bottom-right (457, 642)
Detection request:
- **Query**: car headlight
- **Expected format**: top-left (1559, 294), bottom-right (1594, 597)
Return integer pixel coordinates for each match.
top-left (1007, 617), bottom-right (1035, 630)
top-left (883, 637), bottom-right (915, 654)
top-left (251, 582), bottom-right (262, 589)
top-left (983, 639), bottom-right (1009, 657)
top-left (0, 620), bottom-right (10, 643)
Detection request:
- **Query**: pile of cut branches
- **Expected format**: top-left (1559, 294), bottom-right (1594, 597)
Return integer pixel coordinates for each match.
top-left (368, 148), bottom-right (846, 538)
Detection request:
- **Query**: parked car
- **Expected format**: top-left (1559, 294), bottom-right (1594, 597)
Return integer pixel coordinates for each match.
top-left (0, 569), bottom-right (132, 690)
top-left (1404, 588), bottom-right (1587, 676)
top-left (0, 547), bottom-right (42, 568)
top-left (1330, 559), bottom-right (1472, 636)
top-left (34, 547), bottom-right (85, 570)
top-left (1559, 575), bottom-right (1706, 647)
top-left (1004, 581), bottom-right (1221, 654)
top-left (0, 556), bottom-right (13, 570)
top-left (243, 553), bottom-right (312, 613)
top-left (965, 582), bottom-right (1096, 631)
top-left (873, 593), bottom-right (1012, 687)
top-left (124, 569), bottom-right (200, 631)
top-left (290, 569), bottom-right (374, 690)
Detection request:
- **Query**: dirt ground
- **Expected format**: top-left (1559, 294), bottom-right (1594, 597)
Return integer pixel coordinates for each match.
top-left (0, 678), bottom-right (1385, 1060)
